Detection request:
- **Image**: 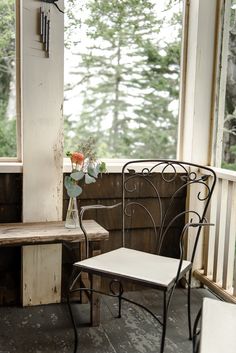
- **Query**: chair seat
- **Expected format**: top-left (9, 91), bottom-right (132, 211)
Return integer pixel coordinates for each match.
top-left (199, 298), bottom-right (236, 353)
top-left (75, 247), bottom-right (192, 290)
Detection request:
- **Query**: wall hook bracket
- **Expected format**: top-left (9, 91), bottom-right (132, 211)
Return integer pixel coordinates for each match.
top-left (41, 0), bottom-right (64, 14)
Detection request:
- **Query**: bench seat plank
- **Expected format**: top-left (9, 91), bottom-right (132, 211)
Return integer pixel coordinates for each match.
top-left (0, 220), bottom-right (109, 246)
top-left (0, 221), bottom-right (109, 309)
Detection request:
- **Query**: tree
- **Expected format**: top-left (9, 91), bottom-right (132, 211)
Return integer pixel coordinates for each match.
top-left (0, 0), bottom-right (16, 157)
top-left (64, 0), bottom-right (183, 158)
top-left (221, 2), bottom-right (236, 170)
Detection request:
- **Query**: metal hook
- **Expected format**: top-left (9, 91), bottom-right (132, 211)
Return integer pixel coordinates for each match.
top-left (41, 0), bottom-right (64, 14)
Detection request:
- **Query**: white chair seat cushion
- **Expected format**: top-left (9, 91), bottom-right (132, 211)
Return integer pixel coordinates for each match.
top-left (75, 247), bottom-right (191, 289)
top-left (200, 298), bottom-right (236, 353)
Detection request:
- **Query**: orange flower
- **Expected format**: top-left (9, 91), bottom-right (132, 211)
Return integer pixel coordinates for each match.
top-left (71, 152), bottom-right (84, 165)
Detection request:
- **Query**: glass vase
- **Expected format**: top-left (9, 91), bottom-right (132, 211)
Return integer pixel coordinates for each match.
top-left (65, 197), bottom-right (80, 229)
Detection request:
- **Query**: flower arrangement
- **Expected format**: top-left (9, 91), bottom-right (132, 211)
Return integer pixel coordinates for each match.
top-left (65, 137), bottom-right (106, 198)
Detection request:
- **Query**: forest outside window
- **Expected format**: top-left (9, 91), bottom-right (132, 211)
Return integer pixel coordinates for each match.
top-left (64, 0), bottom-right (184, 159)
top-left (0, 0), bottom-right (19, 160)
top-left (215, 0), bottom-right (236, 170)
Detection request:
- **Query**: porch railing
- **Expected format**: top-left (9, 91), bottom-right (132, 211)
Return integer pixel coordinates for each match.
top-left (194, 167), bottom-right (236, 303)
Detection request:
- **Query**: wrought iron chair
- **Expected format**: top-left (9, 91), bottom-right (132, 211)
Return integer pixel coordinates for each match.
top-left (192, 306), bottom-right (202, 353)
top-left (68, 160), bottom-right (216, 353)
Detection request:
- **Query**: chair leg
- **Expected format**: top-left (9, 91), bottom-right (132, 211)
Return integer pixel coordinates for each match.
top-left (67, 267), bottom-right (82, 353)
top-left (118, 290), bottom-right (122, 318)
top-left (192, 307), bottom-right (202, 353)
top-left (67, 292), bottom-right (79, 353)
top-left (187, 272), bottom-right (192, 340)
top-left (160, 291), bottom-right (167, 353)
top-left (89, 273), bottom-right (94, 325)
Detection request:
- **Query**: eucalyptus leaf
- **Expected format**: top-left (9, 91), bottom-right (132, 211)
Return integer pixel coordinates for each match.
top-left (64, 176), bottom-right (74, 189)
top-left (67, 184), bottom-right (82, 197)
top-left (88, 165), bottom-right (99, 178)
top-left (71, 170), bottom-right (85, 181)
top-left (85, 173), bottom-right (96, 184)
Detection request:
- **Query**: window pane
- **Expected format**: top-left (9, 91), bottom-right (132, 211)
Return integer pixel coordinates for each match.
top-left (0, 0), bottom-right (17, 158)
top-left (64, 0), bottom-right (183, 158)
top-left (220, 0), bottom-right (236, 170)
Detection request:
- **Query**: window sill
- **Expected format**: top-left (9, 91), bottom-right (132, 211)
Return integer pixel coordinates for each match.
top-left (0, 162), bottom-right (23, 173)
top-left (63, 158), bottom-right (133, 173)
top-left (0, 159), bottom-right (131, 174)
top-left (3, 161), bottom-right (235, 178)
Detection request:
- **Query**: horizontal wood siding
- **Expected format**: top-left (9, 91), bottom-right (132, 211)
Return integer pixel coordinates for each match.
top-left (0, 174), bottom-right (22, 223)
top-left (0, 173), bottom-right (186, 302)
top-left (62, 173), bottom-right (186, 296)
top-left (0, 174), bottom-right (22, 304)
top-left (63, 173), bottom-right (186, 255)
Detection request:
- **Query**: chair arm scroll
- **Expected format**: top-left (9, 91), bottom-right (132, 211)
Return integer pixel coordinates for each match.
top-left (79, 202), bottom-right (122, 258)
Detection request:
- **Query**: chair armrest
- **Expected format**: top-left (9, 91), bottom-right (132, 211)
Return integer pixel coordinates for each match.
top-left (188, 222), bottom-right (214, 228)
top-left (80, 202), bottom-right (122, 214)
top-left (79, 202), bottom-right (122, 258)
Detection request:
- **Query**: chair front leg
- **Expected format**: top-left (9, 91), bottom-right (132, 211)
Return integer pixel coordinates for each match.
top-left (187, 270), bottom-right (192, 340)
top-left (67, 268), bottom-right (82, 353)
top-left (67, 292), bottom-right (79, 353)
top-left (192, 307), bottom-right (202, 353)
top-left (160, 291), bottom-right (167, 353)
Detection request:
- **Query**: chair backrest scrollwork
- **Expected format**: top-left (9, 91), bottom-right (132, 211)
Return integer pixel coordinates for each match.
top-left (121, 160), bottom-right (216, 262)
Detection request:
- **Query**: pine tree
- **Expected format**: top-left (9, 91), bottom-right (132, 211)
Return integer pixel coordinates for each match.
top-left (64, 0), bottom-right (182, 158)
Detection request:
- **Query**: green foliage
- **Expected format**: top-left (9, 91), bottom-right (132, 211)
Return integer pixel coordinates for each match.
top-left (64, 0), bottom-right (182, 159)
top-left (221, 1), bottom-right (236, 170)
top-left (221, 162), bottom-right (236, 171)
top-left (0, 119), bottom-right (16, 156)
top-left (0, 0), bottom-right (16, 157)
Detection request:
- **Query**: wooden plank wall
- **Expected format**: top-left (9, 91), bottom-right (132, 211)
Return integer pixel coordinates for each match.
top-left (62, 173), bottom-right (186, 296)
top-left (0, 174), bottom-right (22, 304)
top-left (63, 173), bottom-right (185, 254)
top-left (0, 173), bottom-right (186, 302)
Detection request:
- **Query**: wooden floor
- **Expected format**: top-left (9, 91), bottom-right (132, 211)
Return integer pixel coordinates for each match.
top-left (0, 288), bottom-right (216, 353)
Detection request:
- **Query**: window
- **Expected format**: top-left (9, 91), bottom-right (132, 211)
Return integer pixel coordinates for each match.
top-left (64, 0), bottom-right (183, 159)
top-left (215, 0), bottom-right (236, 170)
top-left (0, 0), bottom-right (19, 159)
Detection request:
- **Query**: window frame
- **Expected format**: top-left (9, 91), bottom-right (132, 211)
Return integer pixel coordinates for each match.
top-left (0, 0), bottom-right (22, 163)
top-left (212, 0), bottom-right (236, 169)
top-left (63, 0), bottom-right (186, 162)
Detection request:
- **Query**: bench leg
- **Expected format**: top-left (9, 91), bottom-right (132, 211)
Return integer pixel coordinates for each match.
top-left (22, 244), bottom-right (62, 306)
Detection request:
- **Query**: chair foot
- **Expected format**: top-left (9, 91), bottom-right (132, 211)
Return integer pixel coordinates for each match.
top-left (160, 330), bottom-right (166, 353)
top-left (67, 293), bottom-right (79, 353)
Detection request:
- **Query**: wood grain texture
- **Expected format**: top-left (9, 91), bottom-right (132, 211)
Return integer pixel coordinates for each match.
top-left (0, 174), bottom-right (22, 305)
top-left (22, 244), bottom-right (62, 306)
top-left (22, 0), bottom-right (64, 223)
top-left (0, 220), bottom-right (109, 246)
top-left (63, 173), bottom-right (187, 200)
top-left (0, 172), bottom-right (186, 304)
top-left (0, 288), bottom-right (215, 353)
top-left (0, 174), bottom-right (22, 223)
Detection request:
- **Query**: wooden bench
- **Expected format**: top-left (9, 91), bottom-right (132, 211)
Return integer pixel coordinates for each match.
top-left (198, 298), bottom-right (236, 353)
top-left (0, 221), bottom-right (109, 324)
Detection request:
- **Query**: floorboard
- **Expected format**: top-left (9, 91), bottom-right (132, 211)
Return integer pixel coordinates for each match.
top-left (0, 288), bottom-right (216, 353)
